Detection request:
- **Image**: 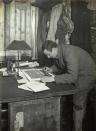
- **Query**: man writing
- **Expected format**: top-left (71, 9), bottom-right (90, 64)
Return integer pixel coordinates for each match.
top-left (41, 12), bottom-right (96, 131)
top-left (41, 39), bottom-right (96, 131)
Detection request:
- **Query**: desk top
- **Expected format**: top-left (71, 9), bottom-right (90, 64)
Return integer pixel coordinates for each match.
top-left (0, 74), bottom-right (77, 103)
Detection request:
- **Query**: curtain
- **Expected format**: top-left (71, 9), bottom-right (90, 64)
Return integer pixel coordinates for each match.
top-left (46, 3), bottom-right (63, 42)
top-left (37, 9), bottom-right (54, 66)
top-left (56, 1), bottom-right (74, 45)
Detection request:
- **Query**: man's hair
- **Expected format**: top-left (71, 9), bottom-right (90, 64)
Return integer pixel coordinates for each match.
top-left (42, 40), bottom-right (57, 51)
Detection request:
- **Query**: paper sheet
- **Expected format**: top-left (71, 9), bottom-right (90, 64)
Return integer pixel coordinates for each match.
top-left (18, 84), bottom-right (32, 91)
top-left (0, 68), bottom-right (7, 72)
top-left (3, 71), bottom-right (8, 76)
top-left (18, 81), bottom-right (49, 92)
top-left (17, 78), bottom-right (28, 84)
top-left (27, 82), bottom-right (49, 92)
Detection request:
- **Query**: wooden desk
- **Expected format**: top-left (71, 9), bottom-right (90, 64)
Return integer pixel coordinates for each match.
top-left (0, 74), bottom-right (77, 131)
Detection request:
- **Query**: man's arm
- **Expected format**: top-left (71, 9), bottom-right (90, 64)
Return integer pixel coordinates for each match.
top-left (50, 65), bottom-right (59, 73)
top-left (55, 49), bottom-right (79, 84)
top-left (43, 60), bottom-right (62, 74)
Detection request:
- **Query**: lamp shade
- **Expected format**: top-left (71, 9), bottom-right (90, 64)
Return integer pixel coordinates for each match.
top-left (7, 40), bottom-right (31, 50)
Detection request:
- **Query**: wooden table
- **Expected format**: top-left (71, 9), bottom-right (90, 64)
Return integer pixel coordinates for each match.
top-left (0, 74), bottom-right (77, 131)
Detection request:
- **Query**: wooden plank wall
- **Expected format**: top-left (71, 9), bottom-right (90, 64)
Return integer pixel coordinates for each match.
top-left (90, 11), bottom-right (96, 63)
top-left (5, 0), bottom-right (38, 59)
top-left (0, 1), bottom-right (4, 61)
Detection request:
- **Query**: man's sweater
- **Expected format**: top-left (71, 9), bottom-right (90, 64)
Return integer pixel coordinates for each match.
top-left (51, 44), bottom-right (96, 90)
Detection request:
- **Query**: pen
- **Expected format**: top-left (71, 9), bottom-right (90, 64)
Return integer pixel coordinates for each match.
top-left (48, 72), bottom-right (55, 78)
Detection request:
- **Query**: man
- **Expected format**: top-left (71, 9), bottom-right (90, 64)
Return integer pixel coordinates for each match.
top-left (41, 40), bottom-right (96, 131)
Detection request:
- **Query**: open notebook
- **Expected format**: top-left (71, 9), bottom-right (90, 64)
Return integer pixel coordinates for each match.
top-left (18, 68), bottom-right (53, 92)
top-left (21, 68), bottom-right (54, 81)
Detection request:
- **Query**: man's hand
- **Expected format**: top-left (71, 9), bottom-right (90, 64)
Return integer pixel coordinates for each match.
top-left (43, 67), bottom-right (53, 73)
top-left (41, 76), bottom-right (55, 83)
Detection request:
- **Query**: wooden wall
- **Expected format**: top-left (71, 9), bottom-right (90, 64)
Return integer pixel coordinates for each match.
top-left (0, 1), bottom-right (4, 61)
top-left (5, 0), bottom-right (38, 58)
top-left (90, 10), bottom-right (96, 63)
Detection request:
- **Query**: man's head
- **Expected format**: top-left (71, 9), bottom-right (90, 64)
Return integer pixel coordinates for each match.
top-left (42, 40), bottom-right (58, 58)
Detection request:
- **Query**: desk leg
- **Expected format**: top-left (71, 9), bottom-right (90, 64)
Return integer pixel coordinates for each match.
top-left (0, 102), bottom-right (2, 131)
top-left (61, 96), bottom-right (73, 131)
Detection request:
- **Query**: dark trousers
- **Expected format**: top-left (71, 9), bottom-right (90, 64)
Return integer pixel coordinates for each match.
top-left (73, 89), bottom-right (90, 131)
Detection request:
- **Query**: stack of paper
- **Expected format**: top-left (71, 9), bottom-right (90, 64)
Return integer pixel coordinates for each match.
top-left (0, 68), bottom-right (7, 72)
top-left (18, 80), bottom-right (49, 92)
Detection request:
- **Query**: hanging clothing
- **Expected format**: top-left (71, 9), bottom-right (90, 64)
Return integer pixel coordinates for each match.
top-left (55, 3), bottom-right (74, 45)
top-left (47, 3), bottom-right (63, 42)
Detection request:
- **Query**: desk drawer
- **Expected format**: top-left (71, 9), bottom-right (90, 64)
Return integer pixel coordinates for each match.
top-left (9, 97), bottom-right (61, 131)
